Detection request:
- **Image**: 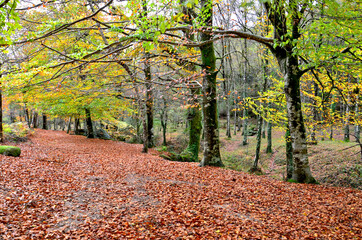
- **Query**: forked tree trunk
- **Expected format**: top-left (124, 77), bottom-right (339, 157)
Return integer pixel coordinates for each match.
top-left (199, 0), bottom-right (223, 167)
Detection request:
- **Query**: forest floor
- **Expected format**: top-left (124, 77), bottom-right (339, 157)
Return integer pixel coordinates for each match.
top-left (0, 129), bottom-right (361, 239)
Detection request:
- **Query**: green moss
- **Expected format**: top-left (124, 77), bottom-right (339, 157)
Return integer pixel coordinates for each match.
top-left (287, 178), bottom-right (299, 183)
top-left (0, 146), bottom-right (21, 157)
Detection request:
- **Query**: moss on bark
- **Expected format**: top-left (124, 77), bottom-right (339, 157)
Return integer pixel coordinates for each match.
top-left (0, 146), bottom-right (21, 157)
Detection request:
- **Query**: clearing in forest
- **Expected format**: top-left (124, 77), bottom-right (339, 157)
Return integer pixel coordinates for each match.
top-left (0, 130), bottom-right (361, 239)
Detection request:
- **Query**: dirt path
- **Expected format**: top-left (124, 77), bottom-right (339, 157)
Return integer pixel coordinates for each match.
top-left (0, 130), bottom-right (361, 239)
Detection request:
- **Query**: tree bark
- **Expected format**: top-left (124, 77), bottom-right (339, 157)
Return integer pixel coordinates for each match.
top-left (160, 97), bottom-right (168, 146)
top-left (24, 104), bottom-right (30, 128)
top-left (0, 88), bottom-right (3, 143)
top-left (85, 108), bottom-right (94, 138)
top-left (182, 88), bottom-right (202, 161)
top-left (286, 124), bottom-right (293, 180)
top-left (199, 0), bottom-right (223, 167)
top-left (74, 118), bottom-right (80, 135)
top-left (144, 53), bottom-right (154, 148)
top-left (277, 54), bottom-right (316, 183)
top-left (266, 121), bottom-right (272, 153)
top-left (251, 114), bottom-right (263, 172)
top-left (32, 112), bottom-right (38, 128)
top-left (66, 117), bottom-right (72, 134)
top-left (42, 114), bottom-right (48, 130)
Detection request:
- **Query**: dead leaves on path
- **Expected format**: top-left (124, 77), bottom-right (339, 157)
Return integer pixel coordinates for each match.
top-left (0, 129), bottom-right (361, 239)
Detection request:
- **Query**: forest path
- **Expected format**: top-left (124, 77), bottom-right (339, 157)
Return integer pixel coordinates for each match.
top-left (0, 129), bottom-right (360, 239)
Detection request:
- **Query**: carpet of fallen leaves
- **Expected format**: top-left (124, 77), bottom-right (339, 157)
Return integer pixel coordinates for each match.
top-left (0, 130), bottom-right (361, 239)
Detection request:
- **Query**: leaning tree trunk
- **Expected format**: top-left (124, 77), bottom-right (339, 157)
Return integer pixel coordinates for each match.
top-left (199, 0), bottom-right (223, 167)
top-left (278, 54), bottom-right (316, 183)
top-left (85, 108), bottom-right (94, 138)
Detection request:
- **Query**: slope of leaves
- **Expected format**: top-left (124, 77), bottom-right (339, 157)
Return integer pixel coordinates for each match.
top-left (0, 130), bottom-right (361, 239)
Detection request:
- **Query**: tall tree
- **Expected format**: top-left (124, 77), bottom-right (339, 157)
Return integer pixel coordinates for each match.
top-left (199, 0), bottom-right (223, 167)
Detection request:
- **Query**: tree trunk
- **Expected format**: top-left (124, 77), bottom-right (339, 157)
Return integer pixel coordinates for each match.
top-left (160, 97), bottom-right (168, 146)
top-left (32, 112), bottom-right (38, 128)
top-left (250, 114), bottom-right (263, 172)
top-left (343, 100), bottom-right (350, 142)
top-left (242, 37), bottom-right (248, 146)
top-left (85, 108), bottom-right (94, 138)
top-left (142, 102), bottom-right (148, 153)
top-left (199, 0), bottom-right (223, 167)
top-left (311, 81), bottom-right (319, 142)
top-left (24, 104), bottom-right (30, 127)
top-left (286, 124), bottom-right (293, 180)
top-left (0, 88), bottom-right (3, 143)
top-left (74, 118), bottom-right (80, 135)
top-left (266, 121), bottom-right (272, 153)
top-left (66, 117), bottom-right (72, 134)
top-left (182, 88), bottom-right (202, 161)
top-left (355, 97), bottom-right (360, 143)
top-left (278, 54), bottom-right (316, 183)
top-left (262, 119), bottom-right (266, 139)
top-left (42, 114), bottom-right (48, 130)
top-left (145, 53), bottom-right (154, 148)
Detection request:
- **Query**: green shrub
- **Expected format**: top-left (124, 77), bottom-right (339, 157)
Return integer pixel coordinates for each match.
top-left (3, 122), bottom-right (32, 142)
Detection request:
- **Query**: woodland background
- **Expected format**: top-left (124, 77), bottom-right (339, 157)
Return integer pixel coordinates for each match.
top-left (0, 0), bottom-right (361, 186)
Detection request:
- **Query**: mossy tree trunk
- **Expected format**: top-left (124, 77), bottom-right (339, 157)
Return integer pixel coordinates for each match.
top-left (85, 108), bottom-right (94, 138)
top-left (182, 88), bottom-right (202, 161)
top-left (264, 0), bottom-right (316, 183)
top-left (199, 0), bottom-right (223, 167)
top-left (278, 54), bottom-right (315, 183)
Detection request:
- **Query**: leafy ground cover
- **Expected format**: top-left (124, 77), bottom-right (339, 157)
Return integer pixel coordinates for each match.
top-left (0, 129), bottom-right (361, 238)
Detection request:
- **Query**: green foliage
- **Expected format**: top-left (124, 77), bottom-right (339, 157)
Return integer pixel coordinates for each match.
top-left (3, 122), bottom-right (32, 142)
